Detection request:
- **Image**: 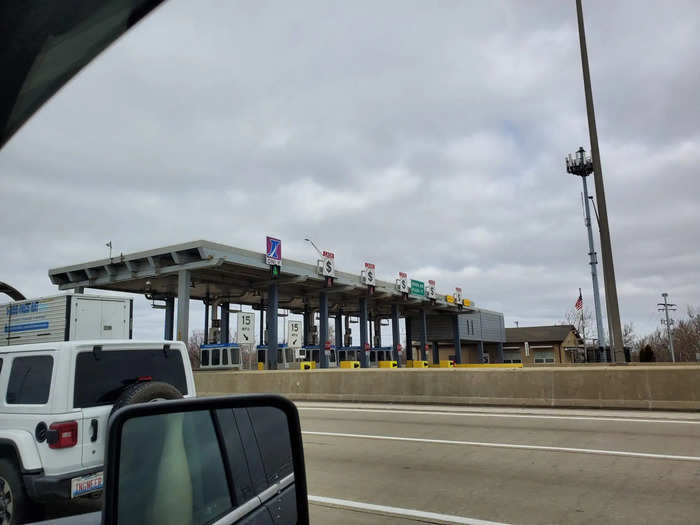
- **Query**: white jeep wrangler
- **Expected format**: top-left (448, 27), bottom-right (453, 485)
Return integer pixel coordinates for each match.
top-left (0, 340), bottom-right (196, 524)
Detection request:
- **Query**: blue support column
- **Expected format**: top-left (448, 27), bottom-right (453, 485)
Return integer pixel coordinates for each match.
top-left (164, 297), bottom-right (175, 340)
top-left (476, 340), bottom-right (485, 364)
top-left (391, 304), bottom-right (400, 366)
top-left (303, 306), bottom-right (310, 346)
top-left (432, 341), bottom-right (440, 364)
top-left (335, 309), bottom-right (343, 350)
top-left (266, 283), bottom-right (278, 370)
top-left (359, 298), bottom-right (369, 367)
top-left (496, 342), bottom-right (504, 363)
top-left (419, 309), bottom-right (428, 361)
top-left (319, 292), bottom-right (329, 368)
top-left (452, 316), bottom-right (463, 364)
top-left (405, 316), bottom-right (413, 361)
top-left (221, 302), bottom-right (230, 344)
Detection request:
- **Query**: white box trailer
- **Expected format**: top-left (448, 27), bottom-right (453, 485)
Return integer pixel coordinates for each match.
top-left (1, 294), bottom-right (133, 346)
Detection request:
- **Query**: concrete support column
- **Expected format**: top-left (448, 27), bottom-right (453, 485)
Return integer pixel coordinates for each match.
top-left (221, 302), bottom-right (230, 344)
top-left (266, 282), bottom-right (278, 370)
top-left (405, 316), bottom-right (413, 361)
top-left (432, 341), bottom-right (440, 364)
top-left (335, 310), bottom-right (343, 350)
top-left (476, 340), bottom-right (484, 364)
top-left (359, 298), bottom-right (369, 368)
top-left (164, 297), bottom-right (175, 340)
top-left (419, 309), bottom-right (428, 361)
top-left (259, 299), bottom-right (264, 344)
top-left (303, 306), bottom-right (310, 346)
top-left (391, 304), bottom-right (400, 366)
top-left (496, 342), bottom-right (504, 363)
top-left (203, 301), bottom-right (209, 344)
top-left (319, 291), bottom-right (329, 368)
top-left (452, 315), bottom-right (463, 364)
top-left (176, 270), bottom-right (190, 343)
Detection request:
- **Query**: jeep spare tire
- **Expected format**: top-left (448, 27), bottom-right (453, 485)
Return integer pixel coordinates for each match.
top-left (111, 381), bottom-right (183, 414)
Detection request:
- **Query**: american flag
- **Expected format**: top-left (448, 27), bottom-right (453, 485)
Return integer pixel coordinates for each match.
top-left (575, 290), bottom-right (583, 311)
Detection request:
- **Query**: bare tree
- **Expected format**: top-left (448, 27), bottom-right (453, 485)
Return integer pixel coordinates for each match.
top-left (561, 307), bottom-right (594, 341)
top-left (622, 322), bottom-right (636, 348)
top-left (187, 330), bottom-right (204, 369)
top-left (671, 307), bottom-right (700, 362)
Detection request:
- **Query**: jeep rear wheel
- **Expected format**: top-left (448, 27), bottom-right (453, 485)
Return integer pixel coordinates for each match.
top-left (110, 381), bottom-right (183, 415)
top-left (0, 459), bottom-right (32, 525)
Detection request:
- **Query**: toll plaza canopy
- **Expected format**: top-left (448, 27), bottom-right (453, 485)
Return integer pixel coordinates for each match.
top-left (48, 240), bottom-right (505, 366)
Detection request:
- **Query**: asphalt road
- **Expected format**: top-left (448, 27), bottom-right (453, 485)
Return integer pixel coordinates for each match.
top-left (299, 403), bottom-right (700, 525)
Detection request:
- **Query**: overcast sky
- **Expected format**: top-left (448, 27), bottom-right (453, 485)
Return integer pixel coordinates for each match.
top-left (1, 0), bottom-right (698, 342)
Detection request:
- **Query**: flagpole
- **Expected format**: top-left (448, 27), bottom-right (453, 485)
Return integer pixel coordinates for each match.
top-left (579, 288), bottom-right (585, 352)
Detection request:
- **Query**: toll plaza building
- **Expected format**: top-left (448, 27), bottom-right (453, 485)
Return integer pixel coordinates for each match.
top-left (48, 240), bottom-right (506, 369)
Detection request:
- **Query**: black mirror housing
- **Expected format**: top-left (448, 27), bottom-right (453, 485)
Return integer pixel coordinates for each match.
top-left (102, 394), bottom-right (309, 525)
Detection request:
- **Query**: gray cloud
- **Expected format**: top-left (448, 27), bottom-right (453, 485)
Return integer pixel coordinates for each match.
top-left (1, 0), bottom-right (699, 340)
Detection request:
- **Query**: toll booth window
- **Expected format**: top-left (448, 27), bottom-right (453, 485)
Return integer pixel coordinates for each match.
top-left (201, 349), bottom-right (210, 367)
top-left (222, 349), bottom-right (229, 366)
top-left (6, 356), bottom-right (53, 404)
top-left (285, 348), bottom-right (294, 363)
top-left (277, 349), bottom-right (285, 364)
top-left (212, 349), bottom-right (221, 366)
top-left (74, 349), bottom-right (188, 408)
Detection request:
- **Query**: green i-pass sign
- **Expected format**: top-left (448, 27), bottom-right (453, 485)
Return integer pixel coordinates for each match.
top-left (410, 279), bottom-right (425, 296)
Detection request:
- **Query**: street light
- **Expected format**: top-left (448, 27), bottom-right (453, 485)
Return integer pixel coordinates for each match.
top-left (304, 237), bottom-right (323, 258)
top-left (566, 146), bottom-right (607, 361)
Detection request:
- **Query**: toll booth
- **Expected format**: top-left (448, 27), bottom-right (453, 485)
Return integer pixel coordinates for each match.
top-left (257, 343), bottom-right (306, 369)
top-left (302, 345), bottom-right (338, 368)
top-left (200, 343), bottom-right (242, 370)
top-left (337, 346), bottom-right (361, 363)
top-left (369, 346), bottom-right (393, 367)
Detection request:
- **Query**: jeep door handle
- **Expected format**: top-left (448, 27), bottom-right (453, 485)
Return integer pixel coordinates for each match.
top-left (90, 419), bottom-right (98, 442)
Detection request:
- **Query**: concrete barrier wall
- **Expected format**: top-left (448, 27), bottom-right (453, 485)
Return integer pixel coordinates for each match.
top-left (194, 366), bottom-right (700, 410)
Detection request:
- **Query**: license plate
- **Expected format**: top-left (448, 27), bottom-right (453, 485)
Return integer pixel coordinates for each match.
top-left (71, 472), bottom-right (104, 498)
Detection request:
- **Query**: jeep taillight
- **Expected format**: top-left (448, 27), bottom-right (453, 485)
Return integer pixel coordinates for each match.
top-left (48, 421), bottom-right (78, 449)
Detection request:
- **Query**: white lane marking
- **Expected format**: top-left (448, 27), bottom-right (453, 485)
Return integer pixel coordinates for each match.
top-left (297, 406), bottom-right (700, 425)
top-left (303, 431), bottom-right (700, 462)
top-left (309, 494), bottom-right (510, 525)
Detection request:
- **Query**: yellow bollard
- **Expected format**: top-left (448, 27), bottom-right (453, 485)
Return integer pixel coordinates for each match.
top-left (378, 361), bottom-right (398, 368)
top-left (300, 361), bottom-right (315, 370)
top-left (340, 361), bottom-right (361, 369)
top-left (439, 360), bottom-right (455, 368)
top-left (257, 362), bottom-right (265, 370)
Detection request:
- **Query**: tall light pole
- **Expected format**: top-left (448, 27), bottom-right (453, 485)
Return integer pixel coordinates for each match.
top-left (566, 147), bottom-right (606, 359)
top-left (575, 0), bottom-right (624, 362)
top-left (657, 293), bottom-right (677, 363)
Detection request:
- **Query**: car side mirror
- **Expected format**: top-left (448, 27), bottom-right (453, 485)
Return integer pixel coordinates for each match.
top-left (102, 395), bottom-right (309, 525)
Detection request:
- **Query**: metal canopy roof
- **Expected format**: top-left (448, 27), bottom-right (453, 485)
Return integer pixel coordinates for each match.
top-left (48, 240), bottom-right (489, 318)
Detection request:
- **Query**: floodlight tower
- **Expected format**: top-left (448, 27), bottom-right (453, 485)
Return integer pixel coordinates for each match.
top-left (566, 147), bottom-right (607, 360)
